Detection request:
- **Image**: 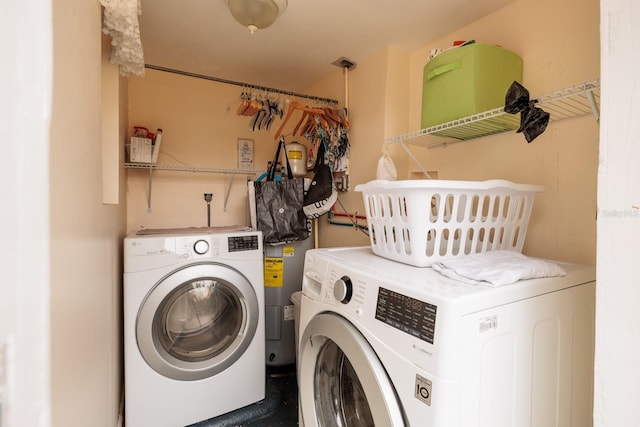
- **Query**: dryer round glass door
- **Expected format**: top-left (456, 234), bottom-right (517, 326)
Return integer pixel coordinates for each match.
top-left (298, 313), bottom-right (406, 426)
top-left (136, 262), bottom-right (259, 381)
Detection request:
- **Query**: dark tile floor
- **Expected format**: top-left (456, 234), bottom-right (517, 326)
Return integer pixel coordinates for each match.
top-left (191, 364), bottom-right (299, 427)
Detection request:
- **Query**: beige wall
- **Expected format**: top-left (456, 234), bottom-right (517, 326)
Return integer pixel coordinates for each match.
top-left (400, 0), bottom-right (600, 264)
top-left (312, 0), bottom-right (599, 260)
top-left (126, 48), bottom-right (414, 248)
top-left (127, 70), bottom-right (302, 231)
top-left (311, 49), bottom-right (393, 248)
top-left (127, 0), bottom-right (599, 265)
top-left (49, 1), bottom-right (127, 426)
top-left (126, 67), bottom-right (367, 248)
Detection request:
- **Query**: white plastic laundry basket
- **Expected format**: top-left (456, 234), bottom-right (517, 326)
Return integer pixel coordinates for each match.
top-left (355, 179), bottom-right (544, 267)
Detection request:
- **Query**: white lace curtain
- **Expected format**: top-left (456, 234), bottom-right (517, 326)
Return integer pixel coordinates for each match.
top-left (100, 0), bottom-right (145, 77)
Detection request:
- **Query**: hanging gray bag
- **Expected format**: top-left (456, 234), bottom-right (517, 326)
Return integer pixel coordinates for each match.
top-left (254, 138), bottom-right (309, 244)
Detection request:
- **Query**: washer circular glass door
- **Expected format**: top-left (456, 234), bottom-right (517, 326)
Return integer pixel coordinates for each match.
top-left (298, 313), bottom-right (406, 426)
top-left (137, 262), bottom-right (259, 381)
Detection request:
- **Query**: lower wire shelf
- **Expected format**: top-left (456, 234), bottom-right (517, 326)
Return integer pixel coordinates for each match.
top-left (124, 162), bottom-right (264, 212)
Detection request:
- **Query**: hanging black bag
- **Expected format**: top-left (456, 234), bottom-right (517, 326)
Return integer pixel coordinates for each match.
top-left (303, 140), bottom-right (337, 218)
top-left (254, 137), bottom-right (309, 244)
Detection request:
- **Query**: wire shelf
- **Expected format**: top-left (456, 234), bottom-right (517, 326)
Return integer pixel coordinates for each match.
top-left (386, 79), bottom-right (600, 149)
top-left (124, 163), bottom-right (264, 212)
top-left (124, 162), bottom-right (263, 175)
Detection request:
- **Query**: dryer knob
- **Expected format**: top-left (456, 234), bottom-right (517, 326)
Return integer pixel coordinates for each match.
top-left (333, 276), bottom-right (353, 304)
top-left (193, 239), bottom-right (209, 255)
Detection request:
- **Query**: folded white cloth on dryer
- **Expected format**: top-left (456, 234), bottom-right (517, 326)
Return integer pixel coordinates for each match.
top-left (431, 250), bottom-right (566, 287)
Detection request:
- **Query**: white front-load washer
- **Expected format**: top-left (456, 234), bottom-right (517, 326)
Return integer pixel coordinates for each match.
top-left (298, 247), bottom-right (596, 427)
top-left (124, 230), bottom-right (265, 427)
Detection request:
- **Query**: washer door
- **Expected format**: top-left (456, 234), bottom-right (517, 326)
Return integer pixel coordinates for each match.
top-left (137, 262), bottom-right (259, 381)
top-left (299, 313), bottom-right (406, 426)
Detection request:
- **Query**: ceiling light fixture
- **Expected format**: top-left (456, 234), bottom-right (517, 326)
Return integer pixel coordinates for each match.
top-left (226, 0), bottom-right (288, 35)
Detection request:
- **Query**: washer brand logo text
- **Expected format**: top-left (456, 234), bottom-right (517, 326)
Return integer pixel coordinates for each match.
top-left (415, 374), bottom-right (432, 406)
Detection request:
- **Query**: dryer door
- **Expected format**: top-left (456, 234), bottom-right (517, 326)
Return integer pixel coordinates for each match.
top-left (136, 262), bottom-right (259, 381)
top-left (299, 313), bottom-right (406, 427)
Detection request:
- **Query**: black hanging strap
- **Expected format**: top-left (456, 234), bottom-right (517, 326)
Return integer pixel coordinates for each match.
top-left (267, 136), bottom-right (294, 181)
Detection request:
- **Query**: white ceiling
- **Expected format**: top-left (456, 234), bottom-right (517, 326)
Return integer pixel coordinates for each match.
top-left (139, 0), bottom-right (517, 92)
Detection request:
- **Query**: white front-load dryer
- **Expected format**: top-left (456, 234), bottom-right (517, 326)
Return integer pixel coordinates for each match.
top-left (298, 247), bottom-right (596, 427)
top-left (124, 230), bottom-right (265, 427)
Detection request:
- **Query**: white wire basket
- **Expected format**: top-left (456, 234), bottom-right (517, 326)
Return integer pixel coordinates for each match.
top-left (355, 179), bottom-right (544, 267)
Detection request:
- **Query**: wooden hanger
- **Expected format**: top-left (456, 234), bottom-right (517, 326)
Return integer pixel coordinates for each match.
top-left (273, 101), bottom-right (326, 140)
top-left (324, 107), bottom-right (349, 128)
top-left (292, 110), bottom-right (312, 136)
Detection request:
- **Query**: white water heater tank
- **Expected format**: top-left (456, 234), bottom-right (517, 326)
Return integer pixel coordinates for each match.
top-left (285, 141), bottom-right (308, 177)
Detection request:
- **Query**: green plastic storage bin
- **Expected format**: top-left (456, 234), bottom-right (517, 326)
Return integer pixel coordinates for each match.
top-left (421, 43), bottom-right (523, 132)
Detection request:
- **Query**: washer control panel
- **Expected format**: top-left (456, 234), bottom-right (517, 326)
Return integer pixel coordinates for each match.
top-left (375, 287), bottom-right (437, 344)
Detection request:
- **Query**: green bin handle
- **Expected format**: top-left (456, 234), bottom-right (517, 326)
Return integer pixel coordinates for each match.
top-left (426, 60), bottom-right (462, 80)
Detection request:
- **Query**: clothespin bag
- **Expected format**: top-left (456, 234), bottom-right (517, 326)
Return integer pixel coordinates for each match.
top-left (376, 144), bottom-right (397, 180)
